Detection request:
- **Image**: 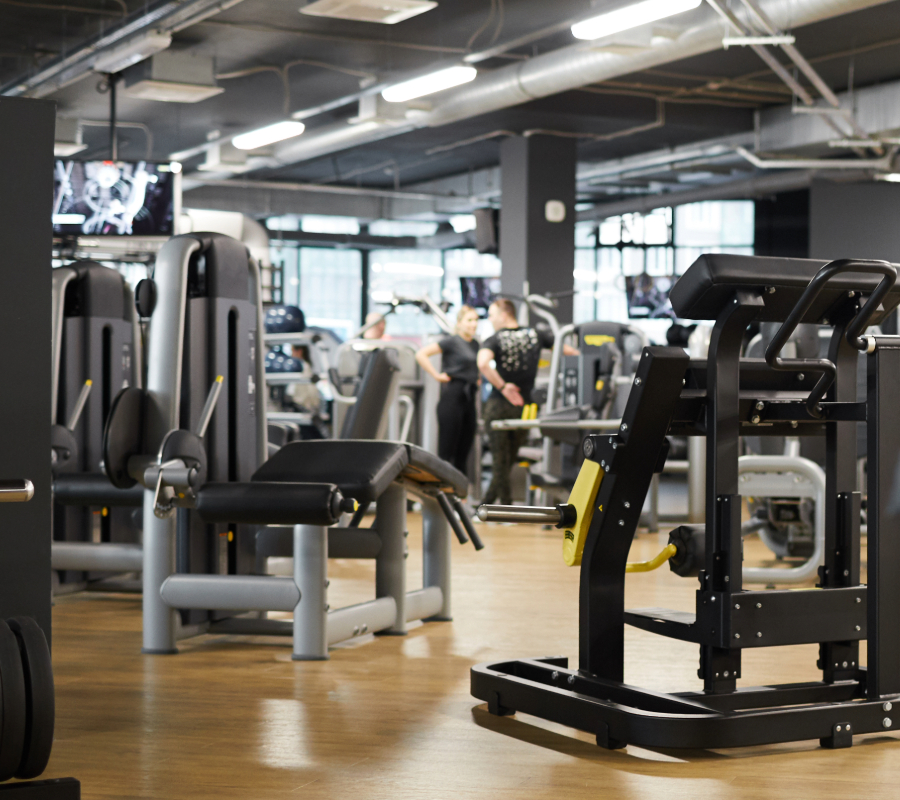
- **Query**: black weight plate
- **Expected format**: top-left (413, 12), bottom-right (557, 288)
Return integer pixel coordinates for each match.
top-left (8, 617), bottom-right (54, 779)
top-left (0, 620), bottom-right (26, 781)
top-left (103, 386), bottom-right (146, 489)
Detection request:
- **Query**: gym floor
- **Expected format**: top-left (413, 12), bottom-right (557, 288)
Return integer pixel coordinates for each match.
top-left (47, 518), bottom-right (893, 799)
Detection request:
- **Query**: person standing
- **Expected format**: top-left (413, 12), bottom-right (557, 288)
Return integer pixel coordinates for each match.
top-left (415, 306), bottom-right (480, 474)
top-left (477, 299), bottom-right (575, 506)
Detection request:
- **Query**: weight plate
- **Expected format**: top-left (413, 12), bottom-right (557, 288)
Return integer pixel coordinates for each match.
top-left (0, 620), bottom-right (26, 781)
top-left (8, 617), bottom-right (54, 779)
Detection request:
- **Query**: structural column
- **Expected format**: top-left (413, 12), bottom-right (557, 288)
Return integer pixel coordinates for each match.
top-left (499, 135), bottom-right (576, 323)
top-left (0, 97), bottom-right (54, 642)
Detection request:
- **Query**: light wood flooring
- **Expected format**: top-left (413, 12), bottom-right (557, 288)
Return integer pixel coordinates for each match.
top-left (42, 518), bottom-right (899, 799)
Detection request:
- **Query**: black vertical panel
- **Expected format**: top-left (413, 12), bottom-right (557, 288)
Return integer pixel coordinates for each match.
top-left (0, 97), bottom-right (54, 642)
top-left (867, 345), bottom-right (900, 699)
top-left (499, 135), bottom-right (576, 323)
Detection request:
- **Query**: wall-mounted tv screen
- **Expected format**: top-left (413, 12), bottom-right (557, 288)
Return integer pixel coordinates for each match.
top-left (53, 160), bottom-right (175, 236)
top-left (460, 276), bottom-right (501, 310)
top-left (625, 274), bottom-right (676, 320)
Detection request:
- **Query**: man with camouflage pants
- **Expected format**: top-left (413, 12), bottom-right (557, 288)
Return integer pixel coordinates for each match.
top-left (476, 299), bottom-right (555, 506)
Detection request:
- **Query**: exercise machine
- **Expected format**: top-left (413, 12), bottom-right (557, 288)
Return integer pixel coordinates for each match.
top-left (102, 233), bottom-right (481, 657)
top-left (50, 263), bottom-right (144, 592)
top-left (473, 253), bottom-right (900, 750)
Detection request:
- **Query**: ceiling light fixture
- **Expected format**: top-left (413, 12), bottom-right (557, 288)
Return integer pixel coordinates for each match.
top-left (571, 0), bottom-right (702, 41)
top-left (232, 121), bottom-right (306, 150)
top-left (382, 66), bottom-right (477, 103)
top-left (300, 0), bottom-right (437, 24)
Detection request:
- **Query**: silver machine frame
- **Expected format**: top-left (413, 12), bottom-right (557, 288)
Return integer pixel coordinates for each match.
top-left (134, 235), bottom-right (453, 659)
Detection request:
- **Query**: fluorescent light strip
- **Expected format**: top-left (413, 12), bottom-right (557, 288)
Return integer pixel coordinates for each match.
top-left (571, 0), bottom-right (702, 41)
top-left (232, 121), bottom-right (305, 150)
top-left (382, 66), bottom-right (477, 103)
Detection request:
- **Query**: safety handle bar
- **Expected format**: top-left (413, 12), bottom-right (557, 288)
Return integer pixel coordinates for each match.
top-left (765, 259), bottom-right (897, 416)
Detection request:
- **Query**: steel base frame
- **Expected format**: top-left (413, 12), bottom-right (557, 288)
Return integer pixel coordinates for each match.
top-left (472, 657), bottom-right (900, 750)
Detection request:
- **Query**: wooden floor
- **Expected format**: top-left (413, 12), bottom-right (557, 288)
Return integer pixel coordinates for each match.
top-left (44, 518), bottom-right (899, 799)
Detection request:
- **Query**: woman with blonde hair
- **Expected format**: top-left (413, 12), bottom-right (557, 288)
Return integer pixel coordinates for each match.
top-left (415, 305), bottom-right (481, 473)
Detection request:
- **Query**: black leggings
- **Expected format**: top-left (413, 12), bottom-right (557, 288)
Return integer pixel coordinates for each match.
top-left (437, 380), bottom-right (478, 474)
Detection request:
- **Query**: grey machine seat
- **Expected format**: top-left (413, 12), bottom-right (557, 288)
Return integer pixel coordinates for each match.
top-left (253, 439), bottom-right (468, 501)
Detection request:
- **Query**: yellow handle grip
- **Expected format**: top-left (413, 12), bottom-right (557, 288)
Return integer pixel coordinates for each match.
top-left (625, 543), bottom-right (678, 573)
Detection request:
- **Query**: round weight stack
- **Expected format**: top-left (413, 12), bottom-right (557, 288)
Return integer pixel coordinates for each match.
top-left (0, 620), bottom-right (26, 781)
top-left (8, 617), bottom-right (54, 779)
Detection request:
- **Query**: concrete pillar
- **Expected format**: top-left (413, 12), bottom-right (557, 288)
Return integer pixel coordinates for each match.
top-left (499, 135), bottom-right (576, 323)
top-left (0, 97), bottom-right (54, 643)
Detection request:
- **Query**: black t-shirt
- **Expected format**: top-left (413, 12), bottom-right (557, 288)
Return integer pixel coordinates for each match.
top-left (483, 326), bottom-right (554, 402)
top-left (438, 335), bottom-right (480, 384)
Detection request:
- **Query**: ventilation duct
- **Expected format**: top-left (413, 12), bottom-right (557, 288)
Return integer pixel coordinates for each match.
top-left (271, 0), bottom-right (894, 170)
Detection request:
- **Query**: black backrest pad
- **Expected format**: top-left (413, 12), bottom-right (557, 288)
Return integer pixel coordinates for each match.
top-left (403, 444), bottom-right (468, 497)
top-left (188, 232), bottom-right (251, 301)
top-left (671, 254), bottom-right (900, 323)
top-left (64, 261), bottom-right (126, 320)
top-left (339, 347), bottom-right (401, 439)
top-left (252, 440), bottom-right (408, 504)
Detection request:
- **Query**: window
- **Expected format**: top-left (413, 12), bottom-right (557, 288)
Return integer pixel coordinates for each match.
top-left (575, 201), bottom-right (754, 342)
top-left (270, 244), bottom-right (362, 340)
top-left (369, 249), bottom-right (444, 340)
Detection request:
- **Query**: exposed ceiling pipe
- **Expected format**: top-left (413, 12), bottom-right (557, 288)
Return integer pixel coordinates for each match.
top-left (576, 169), bottom-right (817, 221)
top-left (184, 177), bottom-right (475, 203)
top-left (268, 0), bottom-right (893, 174)
top-left (735, 145), bottom-right (895, 170)
top-left (1, 0), bottom-right (247, 98)
top-left (576, 132), bottom-right (756, 182)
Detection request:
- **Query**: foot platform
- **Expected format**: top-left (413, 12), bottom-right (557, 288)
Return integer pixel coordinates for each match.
top-left (471, 657), bottom-right (899, 750)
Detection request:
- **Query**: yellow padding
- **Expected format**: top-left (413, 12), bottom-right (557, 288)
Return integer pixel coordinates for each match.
top-left (562, 459), bottom-right (604, 567)
top-left (625, 543), bottom-right (678, 573)
top-left (584, 334), bottom-right (616, 347)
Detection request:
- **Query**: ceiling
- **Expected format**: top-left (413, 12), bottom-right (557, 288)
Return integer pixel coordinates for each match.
top-left (5, 0), bottom-right (900, 219)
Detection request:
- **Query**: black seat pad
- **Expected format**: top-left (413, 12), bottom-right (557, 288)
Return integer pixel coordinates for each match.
top-left (402, 444), bottom-right (468, 497)
top-left (252, 440), bottom-right (408, 503)
top-left (671, 253), bottom-right (900, 323)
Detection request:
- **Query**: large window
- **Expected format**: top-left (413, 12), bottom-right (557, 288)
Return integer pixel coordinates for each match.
top-left (369, 249), bottom-right (443, 340)
top-left (272, 244), bottom-right (362, 340)
top-left (574, 201), bottom-right (754, 342)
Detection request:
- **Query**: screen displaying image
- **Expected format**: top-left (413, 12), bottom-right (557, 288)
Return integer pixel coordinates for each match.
top-left (460, 276), bottom-right (501, 310)
top-left (625, 274), bottom-right (676, 320)
top-left (53, 160), bottom-right (175, 236)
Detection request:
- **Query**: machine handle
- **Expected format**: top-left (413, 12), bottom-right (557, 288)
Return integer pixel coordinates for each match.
top-left (765, 259), bottom-right (897, 416)
top-left (0, 480), bottom-right (34, 503)
top-left (195, 376), bottom-right (224, 439)
top-left (435, 491), bottom-right (469, 545)
top-left (450, 495), bottom-right (484, 551)
top-left (476, 504), bottom-right (576, 527)
top-left (66, 379), bottom-right (92, 432)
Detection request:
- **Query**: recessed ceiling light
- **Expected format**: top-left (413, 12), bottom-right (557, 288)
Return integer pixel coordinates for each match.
top-left (382, 66), bottom-right (477, 103)
top-left (571, 0), bottom-right (702, 41)
top-left (232, 121), bottom-right (306, 150)
top-left (300, 0), bottom-right (437, 24)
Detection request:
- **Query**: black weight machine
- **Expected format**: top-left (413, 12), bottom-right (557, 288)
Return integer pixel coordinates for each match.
top-left (474, 253), bottom-right (900, 750)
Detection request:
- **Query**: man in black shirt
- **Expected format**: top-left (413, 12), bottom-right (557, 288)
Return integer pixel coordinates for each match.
top-left (477, 299), bottom-right (558, 506)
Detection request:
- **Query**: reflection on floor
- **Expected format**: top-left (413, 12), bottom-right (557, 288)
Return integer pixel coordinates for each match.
top-left (47, 516), bottom-right (888, 800)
